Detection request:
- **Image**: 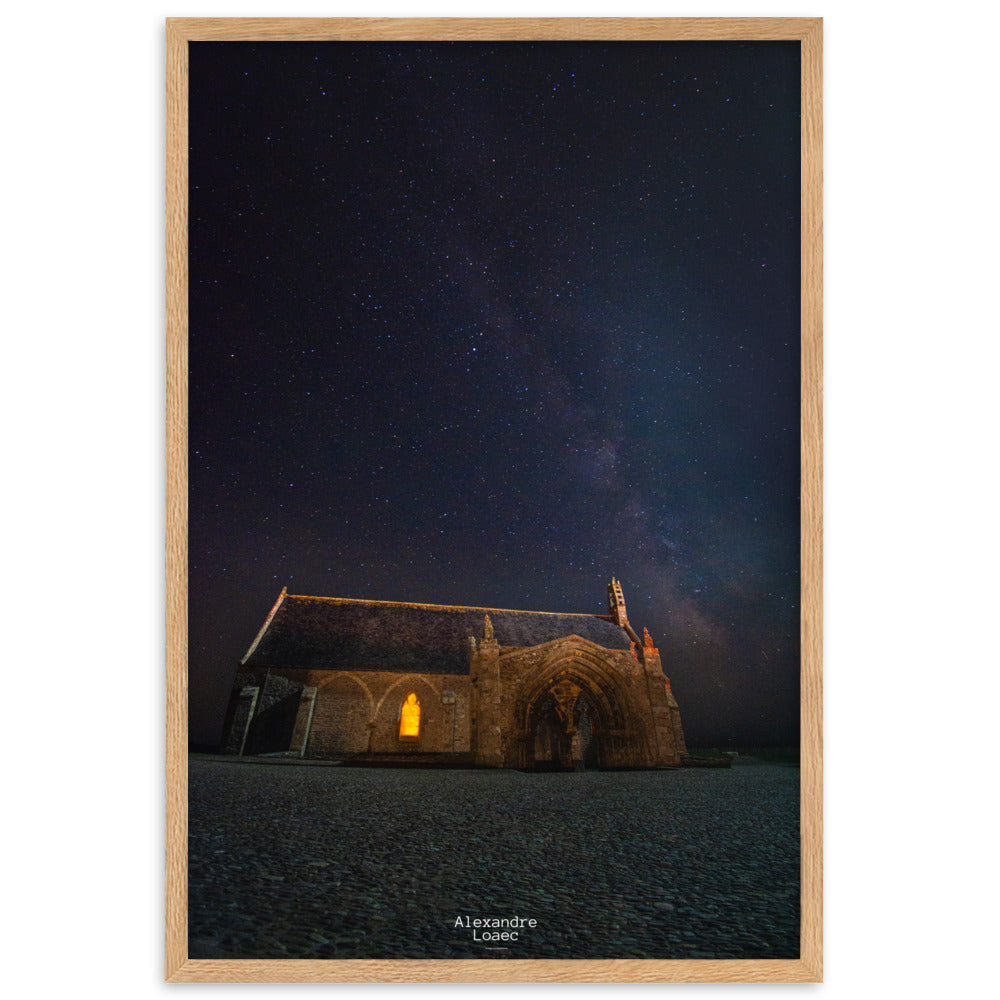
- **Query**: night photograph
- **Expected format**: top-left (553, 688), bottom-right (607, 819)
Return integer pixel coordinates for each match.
top-left (184, 35), bottom-right (805, 966)
top-left (16, 5), bottom-right (998, 995)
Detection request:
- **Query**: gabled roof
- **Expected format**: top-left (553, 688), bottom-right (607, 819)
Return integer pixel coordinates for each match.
top-left (241, 591), bottom-right (632, 675)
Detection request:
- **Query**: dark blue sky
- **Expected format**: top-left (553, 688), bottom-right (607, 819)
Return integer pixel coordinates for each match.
top-left (188, 40), bottom-right (800, 749)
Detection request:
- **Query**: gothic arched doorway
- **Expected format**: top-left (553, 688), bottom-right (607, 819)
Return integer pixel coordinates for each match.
top-left (523, 672), bottom-right (622, 770)
top-left (503, 640), bottom-right (661, 770)
top-left (529, 690), bottom-right (600, 771)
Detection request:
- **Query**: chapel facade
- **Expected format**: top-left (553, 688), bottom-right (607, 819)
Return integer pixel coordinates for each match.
top-left (222, 579), bottom-right (687, 770)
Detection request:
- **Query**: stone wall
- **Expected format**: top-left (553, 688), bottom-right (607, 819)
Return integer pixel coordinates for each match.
top-left (221, 685), bottom-right (257, 755)
top-left (355, 672), bottom-right (473, 755)
top-left (224, 667), bottom-right (473, 758)
top-left (308, 673), bottom-right (372, 757)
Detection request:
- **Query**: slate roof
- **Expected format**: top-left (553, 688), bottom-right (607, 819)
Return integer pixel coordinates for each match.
top-left (241, 592), bottom-right (632, 675)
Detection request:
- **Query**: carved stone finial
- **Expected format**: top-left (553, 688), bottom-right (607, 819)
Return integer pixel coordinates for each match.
top-left (629, 640), bottom-right (638, 660)
top-left (608, 577), bottom-right (628, 625)
top-left (483, 613), bottom-right (494, 642)
top-left (643, 627), bottom-right (655, 650)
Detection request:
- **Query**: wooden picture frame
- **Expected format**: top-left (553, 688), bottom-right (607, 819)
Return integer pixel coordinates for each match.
top-left (166, 16), bottom-right (822, 983)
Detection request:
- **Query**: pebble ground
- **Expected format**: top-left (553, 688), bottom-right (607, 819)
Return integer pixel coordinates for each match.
top-left (188, 757), bottom-right (800, 960)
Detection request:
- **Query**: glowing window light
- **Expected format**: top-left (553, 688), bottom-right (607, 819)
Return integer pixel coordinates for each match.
top-left (399, 692), bottom-right (420, 737)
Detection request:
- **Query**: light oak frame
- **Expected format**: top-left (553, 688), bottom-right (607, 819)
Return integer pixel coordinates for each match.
top-left (166, 16), bottom-right (822, 983)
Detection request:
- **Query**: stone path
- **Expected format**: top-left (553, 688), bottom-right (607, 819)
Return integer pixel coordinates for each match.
top-left (188, 758), bottom-right (800, 960)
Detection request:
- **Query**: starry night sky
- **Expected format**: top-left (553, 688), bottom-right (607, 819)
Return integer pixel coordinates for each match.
top-left (188, 40), bottom-right (801, 750)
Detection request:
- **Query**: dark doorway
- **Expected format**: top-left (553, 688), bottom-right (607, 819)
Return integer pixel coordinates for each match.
top-left (528, 689), bottom-right (594, 771)
top-left (531, 695), bottom-right (568, 770)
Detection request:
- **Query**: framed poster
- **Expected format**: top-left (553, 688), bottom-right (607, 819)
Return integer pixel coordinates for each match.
top-left (166, 17), bottom-right (822, 983)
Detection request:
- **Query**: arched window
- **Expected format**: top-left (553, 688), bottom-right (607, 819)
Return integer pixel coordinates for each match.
top-left (399, 692), bottom-right (420, 737)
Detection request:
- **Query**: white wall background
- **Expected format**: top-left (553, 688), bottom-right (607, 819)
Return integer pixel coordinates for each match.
top-left (4, 2), bottom-right (997, 994)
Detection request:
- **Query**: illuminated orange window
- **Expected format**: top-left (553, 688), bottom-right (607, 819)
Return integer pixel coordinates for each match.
top-left (399, 692), bottom-right (421, 737)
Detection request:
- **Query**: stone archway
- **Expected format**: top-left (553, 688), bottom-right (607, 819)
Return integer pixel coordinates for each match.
top-left (509, 645), bottom-right (654, 770)
top-left (527, 686), bottom-right (599, 770)
top-left (309, 672), bottom-right (374, 757)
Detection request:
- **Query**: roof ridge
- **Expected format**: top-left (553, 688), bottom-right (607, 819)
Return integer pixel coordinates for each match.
top-left (284, 593), bottom-right (607, 618)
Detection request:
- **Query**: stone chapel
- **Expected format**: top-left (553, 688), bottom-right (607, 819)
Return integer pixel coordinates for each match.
top-left (222, 579), bottom-right (687, 770)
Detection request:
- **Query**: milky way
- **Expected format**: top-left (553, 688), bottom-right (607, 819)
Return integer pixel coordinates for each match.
top-left (188, 40), bottom-right (801, 748)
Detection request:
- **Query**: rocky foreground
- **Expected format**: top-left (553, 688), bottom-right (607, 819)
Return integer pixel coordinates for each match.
top-left (188, 757), bottom-right (800, 960)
